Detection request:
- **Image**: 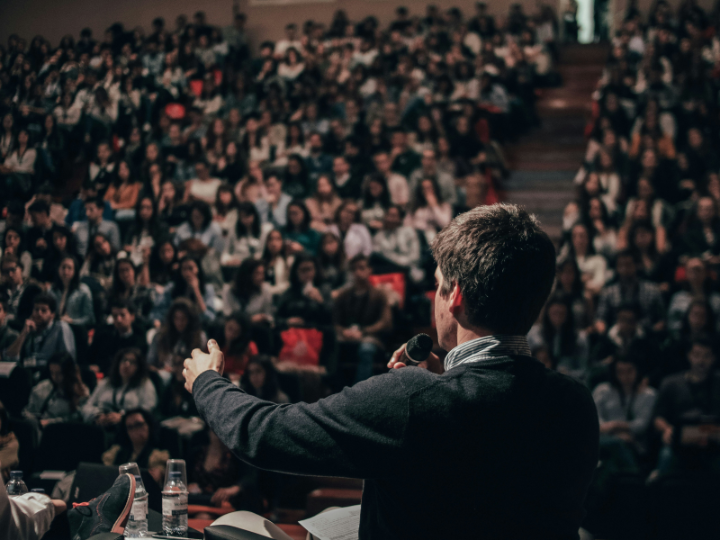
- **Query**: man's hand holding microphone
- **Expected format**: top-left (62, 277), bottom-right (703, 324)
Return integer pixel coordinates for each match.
top-left (387, 334), bottom-right (444, 375)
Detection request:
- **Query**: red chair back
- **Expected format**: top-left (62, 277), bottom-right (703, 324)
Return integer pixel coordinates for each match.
top-left (368, 273), bottom-right (406, 308)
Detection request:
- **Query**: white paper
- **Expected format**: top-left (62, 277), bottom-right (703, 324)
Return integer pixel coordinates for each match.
top-left (299, 505), bottom-right (361, 540)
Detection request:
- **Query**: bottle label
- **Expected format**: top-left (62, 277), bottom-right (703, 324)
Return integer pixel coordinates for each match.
top-left (162, 493), bottom-right (188, 517)
top-left (130, 499), bottom-right (148, 522)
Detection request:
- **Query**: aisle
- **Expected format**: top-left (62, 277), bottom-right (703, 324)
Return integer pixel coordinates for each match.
top-left (503, 44), bottom-right (608, 242)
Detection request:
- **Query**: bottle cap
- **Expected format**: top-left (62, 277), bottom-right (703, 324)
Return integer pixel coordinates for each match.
top-left (10, 471), bottom-right (23, 478)
top-left (31, 488), bottom-right (45, 493)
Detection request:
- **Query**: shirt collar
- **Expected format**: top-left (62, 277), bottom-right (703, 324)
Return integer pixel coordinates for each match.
top-left (444, 335), bottom-right (532, 372)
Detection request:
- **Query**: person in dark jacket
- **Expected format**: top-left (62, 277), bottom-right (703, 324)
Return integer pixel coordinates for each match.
top-left (183, 205), bottom-right (599, 540)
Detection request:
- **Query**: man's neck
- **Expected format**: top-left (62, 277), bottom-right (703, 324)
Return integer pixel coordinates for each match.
top-left (89, 217), bottom-right (101, 226)
top-left (454, 325), bottom-right (493, 349)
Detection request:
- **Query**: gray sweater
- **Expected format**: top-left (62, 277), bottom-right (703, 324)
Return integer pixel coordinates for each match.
top-left (193, 356), bottom-right (599, 539)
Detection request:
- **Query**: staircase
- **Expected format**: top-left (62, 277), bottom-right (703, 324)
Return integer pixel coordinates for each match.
top-left (503, 44), bottom-right (608, 242)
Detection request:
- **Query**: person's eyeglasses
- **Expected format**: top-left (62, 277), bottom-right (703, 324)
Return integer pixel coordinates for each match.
top-left (120, 357), bottom-right (138, 365)
top-left (126, 422), bottom-right (146, 431)
top-left (1, 267), bottom-right (17, 275)
top-left (248, 369), bottom-right (264, 376)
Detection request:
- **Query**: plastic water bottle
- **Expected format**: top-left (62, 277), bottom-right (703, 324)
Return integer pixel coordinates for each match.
top-left (125, 475), bottom-right (149, 538)
top-left (162, 471), bottom-right (188, 536)
top-left (6, 471), bottom-right (28, 497)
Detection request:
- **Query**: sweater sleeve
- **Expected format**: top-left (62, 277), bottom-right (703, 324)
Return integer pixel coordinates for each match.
top-left (0, 483), bottom-right (55, 540)
top-left (192, 370), bottom-right (410, 478)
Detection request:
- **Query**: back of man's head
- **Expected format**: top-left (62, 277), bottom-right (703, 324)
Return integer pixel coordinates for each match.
top-left (432, 204), bottom-right (555, 335)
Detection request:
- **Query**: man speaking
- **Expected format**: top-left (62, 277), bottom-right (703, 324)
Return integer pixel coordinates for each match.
top-left (183, 205), bottom-right (599, 539)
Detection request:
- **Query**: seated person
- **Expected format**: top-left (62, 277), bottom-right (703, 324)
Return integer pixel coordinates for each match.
top-left (281, 200), bottom-right (322, 256)
top-left (653, 338), bottom-right (720, 474)
top-left (276, 253), bottom-right (332, 331)
top-left (527, 293), bottom-right (589, 381)
top-left (148, 298), bottom-right (206, 376)
top-left (371, 205), bottom-right (423, 283)
top-left (187, 427), bottom-right (262, 513)
top-left (240, 356), bottom-right (289, 404)
top-left (23, 352), bottom-right (89, 428)
top-left (595, 250), bottom-right (665, 334)
top-left (102, 408), bottom-right (169, 485)
top-left (220, 202), bottom-right (273, 268)
top-left (222, 259), bottom-right (274, 321)
top-left (0, 254), bottom-right (43, 331)
top-left (593, 356), bottom-right (656, 472)
top-left (589, 302), bottom-right (660, 387)
top-left (109, 258), bottom-right (154, 327)
top-left (151, 256), bottom-right (216, 326)
top-left (90, 299), bottom-right (148, 374)
top-left (5, 293), bottom-right (76, 369)
top-left (218, 312), bottom-right (259, 381)
top-left (26, 200), bottom-right (54, 278)
top-left (73, 197), bottom-right (121, 259)
top-left (82, 348), bottom-right (157, 427)
top-left (667, 257), bottom-right (720, 333)
top-left (334, 255), bottom-right (392, 385)
top-left (48, 255), bottom-right (95, 327)
top-left (0, 297), bottom-right (19, 355)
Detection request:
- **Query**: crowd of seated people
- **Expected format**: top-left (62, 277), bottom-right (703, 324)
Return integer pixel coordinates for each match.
top-left (0, 1), bottom-right (558, 514)
top-left (535, 0), bottom-right (720, 483)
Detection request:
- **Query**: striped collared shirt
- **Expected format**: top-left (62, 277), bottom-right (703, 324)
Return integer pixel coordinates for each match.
top-left (444, 335), bottom-right (532, 372)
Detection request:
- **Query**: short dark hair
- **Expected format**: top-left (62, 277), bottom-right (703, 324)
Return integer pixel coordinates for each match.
top-left (28, 199), bottom-right (50, 215)
top-left (110, 297), bottom-right (138, 315)
top-left (349, 254), bottom-right (369, 269)
top-left (84, 196), bottom-right (103, 209)
top-left (432, 204), bottom-right (556, 335)
top-left (34, 292), bottom-right (58, 314)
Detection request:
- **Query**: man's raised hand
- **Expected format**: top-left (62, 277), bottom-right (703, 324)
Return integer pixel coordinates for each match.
top-left (183, 339), bottom-right (225, 393)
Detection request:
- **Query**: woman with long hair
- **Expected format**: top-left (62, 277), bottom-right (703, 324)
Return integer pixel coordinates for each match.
top-left (305, 174), bottom-right (342, 232)
top-left (282, 200), bottom-right (322, 256)
top-left (317, 232), bottom-right (347, 290)
top-left (82, 348), bottom-right (157, 426)
top-left (1, 226), bottom-right (32, 279)
top-left (261, 229), bottom-right (293, 296)
top-left (104, 159), bottom-right (142, 218)
top-left (124, 195), bottom-right (168, 268)
top-left (40, 225), bottom-right (79, 284)
top-left (585, 197), bottom-right (617, 260)
top-left (558, 222), bottom-right (609, 296)
top-left (221, 202), bottom-right (273, 268)
top-left (80, 232), bottom-right (117, 291)
top-left (408, 177), bottom-right (452, 245)
top-left (527, 294), bottom-right (588, 381)
top-left (148, 298), bottom-right (206, 373)
top-left (147, 238), bottom-right (179, 288)
top-left (110, 258), bottom-right (154, 324)
top-left (328, 201), bottom-right (373, 259)
top-left (151, 256), bottom-right (216, 325)
top-left (24, 352), bottom-right (89, 426)
top-left (222, 259), bottom-right (274, 320)
top-left (102, 408), bottom-right (169, 484)
top-left (361, 173), bottom-right (392, 233)
top-left (175, 199), bottom-right (225, 253)
top-left (240, 356), bottom-right (288, 403)
top-left (1, 128), bottom-right (36, 199)
top-left (218, 312), bottom-right (260, 379)
top-left (50, 255), bottom-right (94, 327)
top-left (157, 179), bottom-right (189, 231)
top-left (213, 184), bottom-right (240, 240)
top-left (555, 259), bottom-right (594, 332)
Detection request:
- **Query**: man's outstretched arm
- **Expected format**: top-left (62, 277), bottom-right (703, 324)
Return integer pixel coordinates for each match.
top-left (186, 341), bottom-right (411, 479)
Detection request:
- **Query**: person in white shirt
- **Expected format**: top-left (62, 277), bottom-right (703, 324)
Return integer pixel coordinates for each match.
top-left (0, 474), bottom-right (64, 540)
top-left (274, 24), bottom-right (304, 58)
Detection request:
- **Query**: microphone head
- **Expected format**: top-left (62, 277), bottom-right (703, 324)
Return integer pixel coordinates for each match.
top-left (406, 333), bottom-right (433, 362)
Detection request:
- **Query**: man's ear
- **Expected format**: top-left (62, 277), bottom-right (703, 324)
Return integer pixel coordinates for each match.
top-left (449, 282), bottom-right (464, 314)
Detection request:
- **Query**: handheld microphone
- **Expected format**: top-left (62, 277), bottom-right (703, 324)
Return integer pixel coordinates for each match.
top-left (399, 334), bottom-right (433, 367)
